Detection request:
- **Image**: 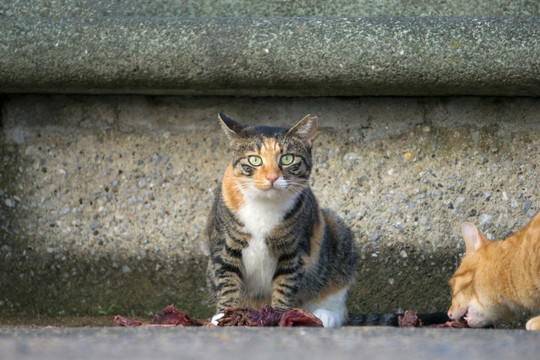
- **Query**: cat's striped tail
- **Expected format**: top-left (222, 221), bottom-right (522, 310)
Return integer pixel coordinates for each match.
top-left (345, 312), bottom-right (450, 326)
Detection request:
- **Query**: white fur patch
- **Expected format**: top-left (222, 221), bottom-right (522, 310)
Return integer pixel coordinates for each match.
top-left (303, 288), bottom-right (348, 328)
top-left (211, 313), bottom-right (224, 325)
top-left (238, 185), bottom-right (299, 299)
top-left (313, 309), bottom-right (339, 328)
top-left (272, 177), bottom-right (288, 190)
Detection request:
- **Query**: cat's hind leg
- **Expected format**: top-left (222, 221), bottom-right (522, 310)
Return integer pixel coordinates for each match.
top-left (526, 316), bottom-right (540, 330)
top-left (304, 287), bottom-right (349, 328)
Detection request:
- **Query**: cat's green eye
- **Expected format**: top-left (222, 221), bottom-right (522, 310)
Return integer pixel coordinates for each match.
top-left (247, 156), bottom-right (262, 166)
top-left (280, 154), bottom-right (294, 165)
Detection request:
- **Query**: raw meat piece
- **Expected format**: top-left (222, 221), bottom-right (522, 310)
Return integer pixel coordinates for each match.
top-left (115, 304), bottom-right (324, 327)
top-left (150, 304), bottom-right (203, 326)
top-left (279, 308), bottom-right (324, 327)
top-left (427, 321), bottom-right (467, 328)
top-left (114, 315), bottom-right (143, 327)
top-left (114, 304), bottom-right (202, 327)
top-left (398, 310), bottom-right (423, 327)
top-left (217, 306), bottom-right (262, 327)
top-left (398, 310), bottom-right (467, 328)
top-left (217, 305), bottom-right (323, 327)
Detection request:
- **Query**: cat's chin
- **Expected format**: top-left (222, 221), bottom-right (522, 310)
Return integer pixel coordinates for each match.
top-left (248, 185), bottom-right (290, 198)
top-left (257, 187), bottom-right (287, 199)
top-left (464, 309), bottom-right (492, 328)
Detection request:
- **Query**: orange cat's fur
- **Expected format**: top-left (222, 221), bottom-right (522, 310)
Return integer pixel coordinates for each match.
top-left (448, 211), bottom-right (540, 330)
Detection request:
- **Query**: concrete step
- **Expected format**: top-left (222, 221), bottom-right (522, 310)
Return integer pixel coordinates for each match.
top-left (1, 16), bottom-right (539, 96)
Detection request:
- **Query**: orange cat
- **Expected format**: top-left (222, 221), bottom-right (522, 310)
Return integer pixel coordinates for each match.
top-left (448, 211), bottom-right (540, 330)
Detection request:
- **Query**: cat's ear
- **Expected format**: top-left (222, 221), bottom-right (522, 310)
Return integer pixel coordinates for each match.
top-left (287, 114), bottom-right (318, 148)
top-left (461, 222), bottom-right (489, 255)
top-left (218, 113), bottom-right (244, 141)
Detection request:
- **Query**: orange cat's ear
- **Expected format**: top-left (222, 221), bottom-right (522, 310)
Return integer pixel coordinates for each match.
top-left (287, 114), bottom-right (318, 148)
top-left (461, 222), bottom-right (489, 255)
top-left (218, 113), bottom-right (244, 141)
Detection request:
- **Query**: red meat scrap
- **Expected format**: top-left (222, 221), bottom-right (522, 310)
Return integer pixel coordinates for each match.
top-left (430, 321), bottom-right (467, 329)
top-left (114, 304), bottom-right (203, 327)
top-left (216, 306), bottom-right (264, 327)
top-left (149, 304), bottom-right (204, 326)
top-left (216, 305), bottom-right (323, 327)
top-left (398, 310), bottom-right (423, 327)
top-left (114, 315), bottom-right (143, 327)
top-left (278, 308), bottom-right (324, 327)
top-left (398, 310), bottom-right (467, 328)
top-left (114, 304), bottom-right (323, 328)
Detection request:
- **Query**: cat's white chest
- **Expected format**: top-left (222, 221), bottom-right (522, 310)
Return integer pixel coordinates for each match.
top-left (237, 193), bottom-right (297, 298)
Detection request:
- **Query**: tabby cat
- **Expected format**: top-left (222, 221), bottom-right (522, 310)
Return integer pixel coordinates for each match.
top-left (205, 113), bottom-right (357, 327)
top-left (448, 211), bottom-right (540, 330)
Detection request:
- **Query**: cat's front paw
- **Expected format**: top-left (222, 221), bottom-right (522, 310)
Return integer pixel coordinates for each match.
top-left (313, 309), bottom-right (340, 328)
top-left (211, 313), bottom-right (224, 325)
top-left (526, 316), bottom-right (540, 330)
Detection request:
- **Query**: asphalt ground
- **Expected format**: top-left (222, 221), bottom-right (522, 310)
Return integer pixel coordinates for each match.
top-left (1, 326), bottom-right (539, 360)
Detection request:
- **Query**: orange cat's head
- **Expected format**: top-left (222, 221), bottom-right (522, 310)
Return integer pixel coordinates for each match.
top-left (448, 222), bottom-right (503, 327)
top-left (218, 113), bottom-right (317, 203)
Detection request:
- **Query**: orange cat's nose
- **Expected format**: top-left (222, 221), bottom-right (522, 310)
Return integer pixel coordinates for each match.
top-left (266, 173), bottom-right (279, 184)
top-left (447, 311), bottom-right (453, 320)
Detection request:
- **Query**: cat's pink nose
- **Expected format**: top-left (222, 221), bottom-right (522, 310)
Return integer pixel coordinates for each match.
top-left (266, 173), bottom-right (279, 184)
top-left (447, 311), bottom-right (453, 320)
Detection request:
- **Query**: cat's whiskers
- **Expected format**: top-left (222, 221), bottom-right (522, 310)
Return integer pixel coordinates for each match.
top-left (238, 177), bottom-right (308, 197)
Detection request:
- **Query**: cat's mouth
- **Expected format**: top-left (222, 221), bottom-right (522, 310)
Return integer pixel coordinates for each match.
top-left (254, 184), bottom-right (287, 197)
top-left (262, 184), bottom-right (281, 192)
top-left (453, 308), bottom-right (469, 325)
top-left (458, 309), bottom-right (470, 325)
top-left (457, 309), bottom-right (493, 329)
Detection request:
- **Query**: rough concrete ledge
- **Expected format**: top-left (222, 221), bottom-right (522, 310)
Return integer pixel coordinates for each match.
top-left (1, 16), bottom-right (540, 96)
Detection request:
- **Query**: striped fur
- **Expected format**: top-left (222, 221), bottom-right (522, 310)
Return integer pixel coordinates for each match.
top-left (448, 211), bottom-right (540, 330)
top-left (206, 113), bottom-right (357, 327)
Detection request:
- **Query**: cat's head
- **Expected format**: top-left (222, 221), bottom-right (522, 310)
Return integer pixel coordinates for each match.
top-left (218, 113), bottom-right (317, 199)
top-left (448, 222), bottom-right (503, 327)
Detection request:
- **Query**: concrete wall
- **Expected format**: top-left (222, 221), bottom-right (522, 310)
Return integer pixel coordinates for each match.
top-left (2, 95), bottom-right (539, 320)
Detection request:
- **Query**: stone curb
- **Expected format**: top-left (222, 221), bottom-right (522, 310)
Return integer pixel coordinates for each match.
top-left (1, 16), bottom-right (539, 96)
